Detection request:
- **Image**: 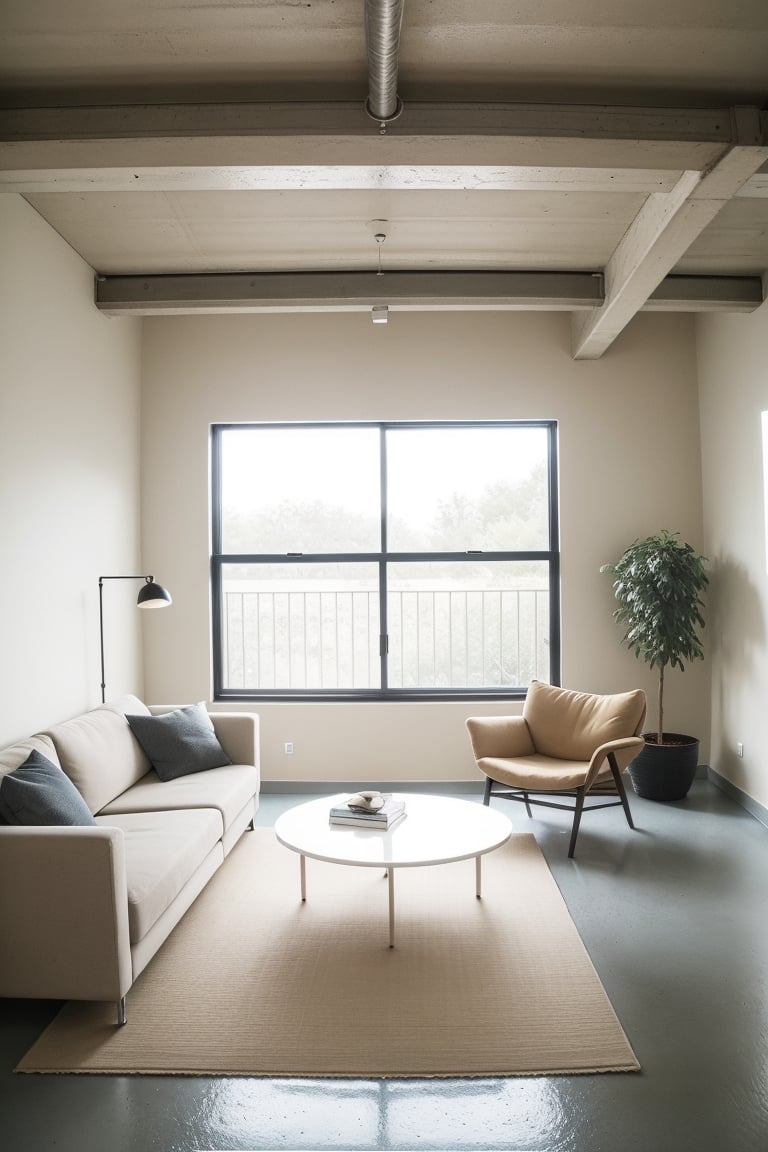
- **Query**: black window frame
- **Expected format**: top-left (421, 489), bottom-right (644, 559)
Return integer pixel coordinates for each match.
top-left (211, 420), bottom-right (561, 702)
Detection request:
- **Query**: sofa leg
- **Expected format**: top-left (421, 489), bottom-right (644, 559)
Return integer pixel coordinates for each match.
top-left (117, 997), bottom-right (126, 1026)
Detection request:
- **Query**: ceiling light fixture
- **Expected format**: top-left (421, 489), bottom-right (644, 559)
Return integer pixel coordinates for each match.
top-left (374, 230), bottom-right (387, 276)
top-left (372, 305), bottom-right (389, 324)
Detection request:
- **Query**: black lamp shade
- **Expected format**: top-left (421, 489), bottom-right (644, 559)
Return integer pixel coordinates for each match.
top-left (137, 580), bottom-right (172, 609)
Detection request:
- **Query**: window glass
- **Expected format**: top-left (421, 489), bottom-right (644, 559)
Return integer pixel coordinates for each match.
top-left (212, 422), bottom-right (558, 699)
top-left (220, 562), bottom-right (380, 691)
top-left (220, 426), bottom-right (381, 554)
top-left (386, 426), bottom-right (549, 551)
top-left (387, 561), bottom-right (550, 688)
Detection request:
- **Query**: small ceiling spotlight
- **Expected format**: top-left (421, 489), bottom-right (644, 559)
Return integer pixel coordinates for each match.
top-left (371, 305), bottom-right (389, 325)
top-left (368, 220), bottom-right (389, 276)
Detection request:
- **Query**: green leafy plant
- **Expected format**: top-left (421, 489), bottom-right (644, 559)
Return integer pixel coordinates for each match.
top-left (601, 530), bottom-right (708, 744)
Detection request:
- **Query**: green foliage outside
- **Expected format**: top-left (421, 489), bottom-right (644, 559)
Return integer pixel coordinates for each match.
top-left (222, 462), bottom-right (549, 562)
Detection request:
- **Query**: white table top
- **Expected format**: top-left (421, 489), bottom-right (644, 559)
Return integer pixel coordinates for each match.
top-left (274, 793), bottom-right (512, 869)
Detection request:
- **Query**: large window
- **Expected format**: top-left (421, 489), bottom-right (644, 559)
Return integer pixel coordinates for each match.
top-left (211, 422), bottom-right (560, 700)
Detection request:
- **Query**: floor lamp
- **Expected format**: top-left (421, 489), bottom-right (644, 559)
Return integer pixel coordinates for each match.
top-left (99, 575), bottom-right (172, 703)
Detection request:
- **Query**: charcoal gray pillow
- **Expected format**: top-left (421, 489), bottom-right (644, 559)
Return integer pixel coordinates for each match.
top-left (126, 704), bottom-right (231, 781)
top-left (0, 749), bottom-right (96, 826)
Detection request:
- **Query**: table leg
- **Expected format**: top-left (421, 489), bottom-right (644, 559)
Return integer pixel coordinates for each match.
top-left (388, 868), bottom-right (395, 948)
top-left (300, 854), bottom-right (306, 902)
top-left (476, 854), bottom-right (482, 898)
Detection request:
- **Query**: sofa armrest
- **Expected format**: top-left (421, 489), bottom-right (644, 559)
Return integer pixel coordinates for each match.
top-left (209, 712), bottom-right (259, 768)
top-left (466, 715), bottom-right (535, 762)
top-left (0, 825), bottom-right (132, 1004)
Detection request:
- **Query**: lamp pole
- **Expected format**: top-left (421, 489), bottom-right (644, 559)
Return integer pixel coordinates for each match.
top-left (98, 575), bottom-right (172, 703)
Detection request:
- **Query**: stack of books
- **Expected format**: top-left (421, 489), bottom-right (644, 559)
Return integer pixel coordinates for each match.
top-left (329, 792), bottom-right (406, 830)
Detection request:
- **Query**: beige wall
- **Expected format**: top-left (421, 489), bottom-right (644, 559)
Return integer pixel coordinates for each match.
top-left (697, 300), bottom-right (768, 808)
top-left (0, 196), bottom-right (143, 745)
top-left (141, 308), bottom-right (708, 783)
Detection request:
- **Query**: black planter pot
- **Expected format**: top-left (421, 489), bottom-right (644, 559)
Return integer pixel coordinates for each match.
top-left (627, 734), bottom-right (700, 801)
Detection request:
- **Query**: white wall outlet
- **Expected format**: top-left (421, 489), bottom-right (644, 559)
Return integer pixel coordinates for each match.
top-left (284, 741), bottom-right (294, 755)
top-left (737, 741), bottom-right (744, 758)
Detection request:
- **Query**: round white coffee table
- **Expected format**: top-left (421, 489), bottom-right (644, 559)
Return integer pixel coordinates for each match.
top-left (274, 793), bottom-right (512, 947)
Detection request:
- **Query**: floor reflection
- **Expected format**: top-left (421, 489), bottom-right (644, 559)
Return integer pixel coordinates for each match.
top-left (198, 1075), bottom-right (567, 1150)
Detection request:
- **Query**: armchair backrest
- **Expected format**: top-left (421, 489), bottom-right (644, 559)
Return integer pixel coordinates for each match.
top-left (523, 680), bottom-right (646, 761)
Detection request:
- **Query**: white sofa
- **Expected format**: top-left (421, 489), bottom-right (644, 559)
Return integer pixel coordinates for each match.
top-left (0, 695), bottom-right (259, 1024)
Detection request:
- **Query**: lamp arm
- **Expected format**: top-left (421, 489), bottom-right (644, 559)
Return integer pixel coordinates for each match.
top-left (99, 575), bottom-right (156, 584)
top-left (98, 575), bottom-right (161, 705)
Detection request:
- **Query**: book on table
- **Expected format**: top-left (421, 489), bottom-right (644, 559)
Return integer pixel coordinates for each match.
top-left (329, 793), bottom-right (406, 829)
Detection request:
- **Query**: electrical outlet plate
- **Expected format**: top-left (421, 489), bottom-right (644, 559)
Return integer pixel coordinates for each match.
top-left (284, 741), bottom-right (294, 755)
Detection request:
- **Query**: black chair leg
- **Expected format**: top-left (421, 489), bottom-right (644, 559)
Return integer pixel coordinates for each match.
top-left (483, 776), bottom-right (493, 806)
top-left (523, 791), bottom-right (532, 817)
top-left (609, 755), bottom-right (635, 830)
top-left (568, 788), bottom-right (586, 858)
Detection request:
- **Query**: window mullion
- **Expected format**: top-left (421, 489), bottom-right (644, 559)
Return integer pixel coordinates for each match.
top-left (379, 425), bottom-right (389, 689)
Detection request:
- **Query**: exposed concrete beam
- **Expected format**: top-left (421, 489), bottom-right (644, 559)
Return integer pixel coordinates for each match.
top-left (0, 164), bottom-right (682, 196)
top-left (0, 101), bottom-right (735, 144)
top-left (94, 269), bottom-right (762, 317)
top-left (645, 275), bottom-right (763, 311)
top-left (95, 270), bottom-right (604, 315)
top-left (735, 172), bottom-right (768, 198)
top-left (571, 108), bottom-right (768, 359)
top-left (0, 101), bottom-right (737, 188)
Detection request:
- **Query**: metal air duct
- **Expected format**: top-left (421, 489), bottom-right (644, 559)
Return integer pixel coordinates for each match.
top-left (364, 0), bottom-right (404, 125)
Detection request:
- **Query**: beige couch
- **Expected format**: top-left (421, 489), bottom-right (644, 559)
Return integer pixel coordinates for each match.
top-left (0, 695), bottom-right (259, 1024)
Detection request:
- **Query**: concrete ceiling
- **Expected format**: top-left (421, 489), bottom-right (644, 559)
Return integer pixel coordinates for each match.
top-left (1, 0), bottom-right (767, 355)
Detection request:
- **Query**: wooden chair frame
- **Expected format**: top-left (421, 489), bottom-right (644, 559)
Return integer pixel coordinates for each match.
top-left (482, 751), bottom-right (635, 858)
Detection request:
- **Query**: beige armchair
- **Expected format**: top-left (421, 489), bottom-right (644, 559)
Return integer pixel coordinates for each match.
top-left (466, 680), bottom-right (647, 858)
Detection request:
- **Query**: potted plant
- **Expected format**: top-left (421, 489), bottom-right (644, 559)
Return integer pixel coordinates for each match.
top-left (601, 530), bottom-right (709, 801)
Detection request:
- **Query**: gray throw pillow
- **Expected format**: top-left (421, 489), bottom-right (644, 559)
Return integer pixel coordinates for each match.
top-left (126, 704), bottom-right (232, 781)
top-left (0, 749), bottom-right (96, 826)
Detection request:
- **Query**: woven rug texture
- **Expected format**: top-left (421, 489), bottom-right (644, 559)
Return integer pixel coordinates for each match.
top-left (17, 828), bottom-right (639, 1077)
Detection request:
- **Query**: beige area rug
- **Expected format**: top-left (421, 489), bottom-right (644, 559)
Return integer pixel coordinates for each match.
top-left (17, 829), bottom-right (639, 1078)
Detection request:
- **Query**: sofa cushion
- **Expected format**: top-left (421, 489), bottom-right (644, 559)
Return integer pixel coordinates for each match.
top-left (94, 808), bottom-right (223, 944)
top-left (126, 704), bottom-right (231, 781)
top-left (0, 749), bottom-right (97, 826)
top-left (46, 703), bottom-right (151, 815)
top-left (100, 762), bottom-right (259, 833)
top-left (0, 734), bottom-right (60, 781)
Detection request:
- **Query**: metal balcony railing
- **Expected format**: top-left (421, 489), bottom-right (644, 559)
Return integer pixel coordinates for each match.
top-left (222, 587), bottom-right (549, 692)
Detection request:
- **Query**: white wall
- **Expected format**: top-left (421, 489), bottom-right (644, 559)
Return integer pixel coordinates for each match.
top-left (697, 300), bottom-right (768, 808)
top-left (141, 308), bottom-right (708, 783)
top-left (0, 196), bottom-right (143, 745)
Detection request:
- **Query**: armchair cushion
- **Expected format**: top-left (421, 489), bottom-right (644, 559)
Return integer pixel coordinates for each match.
top-left (524, 680), bottom-right (646, 761)
top-left (478, 754), bottom-right (616, 793)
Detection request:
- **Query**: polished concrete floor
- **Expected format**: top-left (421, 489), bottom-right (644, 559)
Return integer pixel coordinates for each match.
top-left (2, 780), bottom-right (768, 1152)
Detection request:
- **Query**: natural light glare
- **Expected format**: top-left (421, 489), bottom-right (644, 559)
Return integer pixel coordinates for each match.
top-left (220, 426), bottom-right (381, 552)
